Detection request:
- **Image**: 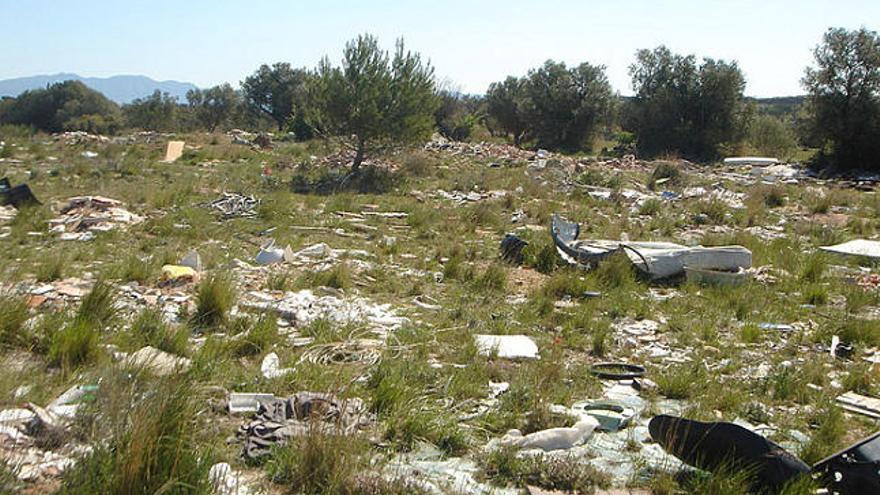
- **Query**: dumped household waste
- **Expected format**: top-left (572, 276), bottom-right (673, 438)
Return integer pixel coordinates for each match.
top-left (0, 177), bottom-right (40, 207)
top-left (812, 431), bottom-right (880, 494)
top-left (162, 140), bottom-right (185, 162)
top-left (650, 415), bottom-right (809, 493)
top-left (650, 414), bottom-right (880, 494)
top-left (160, 265), bottom-right (198, 285)
top-left (500, 233), bottom-right (528, 264)
top-left (590, 362), bottom-right (646, 380)
top-left (204, 193), bottom-right (260, 219)
top-left (179, 250), bottom-right (202, 271)
top-left (237, 392), bottom-right (373, 459)
top-left (254, 239), bottom-right (294, 266)
top-left (50, 196), bottom-right (143, 241)
top-left (474, 334), bottom-right (539, 359)
top-left (820, 239), bottom-right (880, 260)
top-left (571, 400), bottom-right (636, 432)
top-left (499, 417), bottom-right (600, 451)
top-left (552, 215), bottom-right (751, 280)
top-left (260, 352), bottom-right (294, 379)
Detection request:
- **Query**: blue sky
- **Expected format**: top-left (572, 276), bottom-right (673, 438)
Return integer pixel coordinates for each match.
top-left (0, 0), bottom-right (876, 96)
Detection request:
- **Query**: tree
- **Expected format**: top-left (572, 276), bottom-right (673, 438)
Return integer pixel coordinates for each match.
top-left (0, 80), bottom-right (121, 134)
top-left (307, 34), bottom-right (438, 170)
top-left (803, 27), bottom-right (880, 171)
top-left (485, 61), bottom-right (614, 150)
top-left (434, 85), bottom-right (481, 141)
top-left (747, 115), bottom-right (798, 160)
top-left (123, 90), bottom-right (179, 131)
top-left (485, 76), bottom-right (528, 146)
top-left (186, 84), bottom-right (239, 132)
top-left (628, 46), bottom-right (748, 160)
top-left (521, 60), bottom-right (614, 150)
top-left (241, 63), bottom-right (310, 133)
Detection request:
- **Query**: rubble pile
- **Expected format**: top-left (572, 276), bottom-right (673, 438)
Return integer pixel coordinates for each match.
top-left (204, 193), bottom-right (260, 219)
top-left (50, 196), bottom-right (143, 241)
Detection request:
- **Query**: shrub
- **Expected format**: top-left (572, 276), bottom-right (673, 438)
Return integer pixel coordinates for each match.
top-left (473, 263), bottom-right (508, 291)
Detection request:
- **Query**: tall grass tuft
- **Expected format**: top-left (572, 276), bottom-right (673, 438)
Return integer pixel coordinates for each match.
top-left (192, 273), bottom-right (236, 329)
top-left (0, 295), bottom-right (30, 349)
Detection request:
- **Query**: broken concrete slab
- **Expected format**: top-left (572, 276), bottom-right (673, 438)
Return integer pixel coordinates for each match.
top-left (820, 239), bottom-right (880, 260)
top-left (124, 346), bottom-right (191, 375)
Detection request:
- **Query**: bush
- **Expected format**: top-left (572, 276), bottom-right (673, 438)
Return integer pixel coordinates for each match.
top-left (0, 80), bottom-right (121, 134)
top-left (748, 115), bottom-right (798, 160)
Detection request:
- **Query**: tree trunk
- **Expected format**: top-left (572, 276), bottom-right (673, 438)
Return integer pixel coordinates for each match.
top-left (352, 138), bottom-right (365, 172)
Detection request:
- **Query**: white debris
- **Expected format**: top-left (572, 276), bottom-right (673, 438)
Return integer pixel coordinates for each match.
top-left (209, 462), bottom-right (252, 495)
top-left (124, 346), bottom-right (191, 375)
top-left (723, 157), bottom-right (780, 166)
top-left (242, 290), bottom-right (408, 338)
top-left (498, 417), bottom-right (599, 451)
top-left (820, 239), bottom-right (880, 260)
top-left (474, 334), bottom-right (539, 359)
top-left (260, 352), bottom-right (294, 379)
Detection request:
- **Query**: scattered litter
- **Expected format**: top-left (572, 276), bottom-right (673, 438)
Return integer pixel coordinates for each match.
top-left (590, 362), bottom-right (646, 380)
top-left (571, 400), bottom-right (636, 432)
top-left (254, 239), bottom-right (293, 266)
top-left (209, 462), bottom-right (253, 495)
top-left (500, 233), bottom-right (528, 264)
top-left (179, 250), bottom-right (202, 271)
top-left (260, 352), bottom-right (294, 379)
top-left (228, 393), bottom-right (276, 414)
top-left (160, 265), bottom-right (198, 285)
top-left (474, 334), bottom-right (539, 359)
top-left (498, 417), bottom-right (599, 451)
top-left (237, 392), bottom-right (373, 459)
top-left (0, 177), bottom-right (40, 208)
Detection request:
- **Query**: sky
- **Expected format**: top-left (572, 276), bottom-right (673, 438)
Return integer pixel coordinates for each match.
top-left (0, 0), bottom-right (877, 97)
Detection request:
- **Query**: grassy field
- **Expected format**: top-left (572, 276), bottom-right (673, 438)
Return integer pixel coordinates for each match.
top-left (0, 129), bottom-right (878, 494)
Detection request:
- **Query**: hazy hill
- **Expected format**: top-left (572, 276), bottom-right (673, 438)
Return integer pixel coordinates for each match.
top-left (0, 73), bottom-right (198, 103)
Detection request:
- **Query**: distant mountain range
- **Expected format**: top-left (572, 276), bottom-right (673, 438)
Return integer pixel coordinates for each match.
top-left (0, 73), bottom-right (198, 104)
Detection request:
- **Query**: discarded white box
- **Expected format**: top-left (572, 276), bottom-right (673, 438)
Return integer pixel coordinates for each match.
top-left (820, 239), bottom-right (880, 260)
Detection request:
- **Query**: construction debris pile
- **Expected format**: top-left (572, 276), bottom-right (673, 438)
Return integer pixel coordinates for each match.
top-left (203, 193), bottom-right (260, 219)
top-left (50, 196), bottom-right (143, 241)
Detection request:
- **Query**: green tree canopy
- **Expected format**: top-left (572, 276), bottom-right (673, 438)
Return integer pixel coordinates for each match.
top-left (628, 46), bottom-right (748, 160)
top-left (803, 27), bottom-right (880, 171)
top-left (0, 80), bottom-right (121, 134)
top-left (186, 83), bottom-right (240, 132)
top-left (306, 34), bottom-right (438, 170)
top-left (241, 63), bottom-right (310, 135)
top-left (123, 90), bottom-right (180, 131)
top-left (485, 61), bottom-right (614, 151)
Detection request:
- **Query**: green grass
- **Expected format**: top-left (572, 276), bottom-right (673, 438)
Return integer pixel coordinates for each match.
top-left (192, 273), bottom-right (236, 329)
top-left (0, 295), bottom-right (30, 349)
top-left (479, 446), bottom-right (611, 493)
